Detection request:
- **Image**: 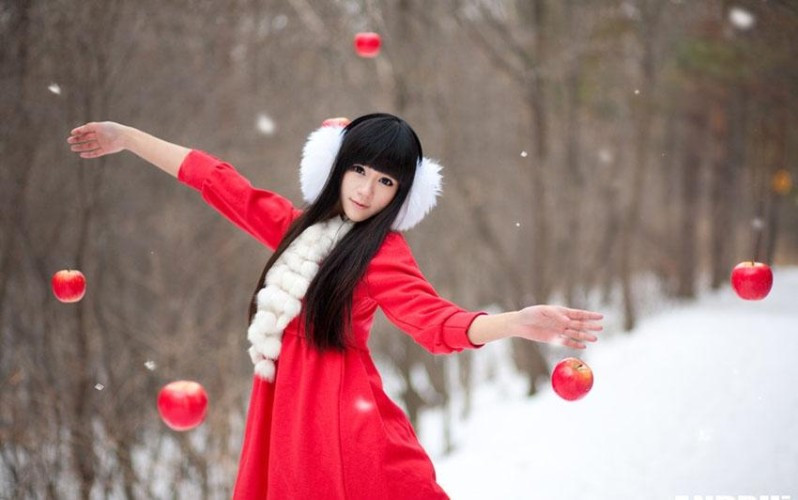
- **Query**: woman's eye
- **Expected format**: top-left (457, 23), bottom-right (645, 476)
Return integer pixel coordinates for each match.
top-left (352, 165), bottom-right (365, 174)
top-left (380, 178), bottom-right (394, 187)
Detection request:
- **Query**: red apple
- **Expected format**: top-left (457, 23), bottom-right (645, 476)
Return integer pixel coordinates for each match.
top-left (354, 32), bottom-right (381, 58)
top-left (51, 269), bottom-right (86, 303)
top-left (157, 380), bottom-right (209, 431)
top-left (551, 357), bottom-right (594, 401)
top-left (321, 117), bottom-right (351, 128)
top-left (731, 261), bottom-right (773, 300)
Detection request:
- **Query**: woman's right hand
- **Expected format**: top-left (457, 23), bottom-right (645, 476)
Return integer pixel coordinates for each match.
top-left (67, 121), bottom-right (127, 158)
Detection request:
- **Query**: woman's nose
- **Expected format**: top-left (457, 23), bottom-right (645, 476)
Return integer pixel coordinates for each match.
top-left (357, 180), bottom-right (375, 198)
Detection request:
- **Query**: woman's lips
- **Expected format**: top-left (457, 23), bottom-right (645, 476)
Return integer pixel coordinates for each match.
top-left (351, 199), bottom-right (368, 209)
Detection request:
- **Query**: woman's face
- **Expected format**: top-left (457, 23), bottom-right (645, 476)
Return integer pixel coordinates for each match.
top-left (340, 164), bottom-right (399, 222)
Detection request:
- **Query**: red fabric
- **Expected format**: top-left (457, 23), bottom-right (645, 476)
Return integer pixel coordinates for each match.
top-left (178, 150), bottom-right (485, 499)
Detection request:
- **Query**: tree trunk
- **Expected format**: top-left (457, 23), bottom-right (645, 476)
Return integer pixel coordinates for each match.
top-left (513, 0), bottom-right (553, 397)
top-left (676, 95), bottom-right (706, 298)
top-left (0, 0), bottom-right (34, 324)
top-left (619, 0), bottom-right (660, 330)
top-left (708, 90), bottom-right (735, 289)
top-left (562, 0), bottom-right (584, 308)
top-left (527, 0), bottom-right (551, 306)
top-left (763, 102), bottom-right (788, 264)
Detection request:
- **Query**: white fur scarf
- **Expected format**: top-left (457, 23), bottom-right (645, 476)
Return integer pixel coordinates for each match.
top-left (247, 216), bottom-right (354, 381)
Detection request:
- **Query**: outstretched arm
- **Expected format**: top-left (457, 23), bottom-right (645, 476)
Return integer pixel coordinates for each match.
top-left (67, 121), bottom-right (190, 177)
top-left (66, 121), bottom-right (299, 249)
top-left (467, 305), bottom-right (603, 349)
top-left (367, 232), bottom-right (605, 354)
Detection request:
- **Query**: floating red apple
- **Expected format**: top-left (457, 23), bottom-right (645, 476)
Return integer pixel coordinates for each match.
top-left (731, 261), bottom-right (773, 300)
top-left (51, 269), bottom-right (86, 303)
top-left (551, 357), bottom-right (594, 401)
top-left (321, 117), bottom-right (351, 128)
top-left (157, 380), bottom-right (209, 431)
top-left (354, 32), bottom-right (381, 58)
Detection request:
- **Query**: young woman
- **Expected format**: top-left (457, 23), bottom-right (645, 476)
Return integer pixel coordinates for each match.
top-left (67, 113), bottom-right (603, 499)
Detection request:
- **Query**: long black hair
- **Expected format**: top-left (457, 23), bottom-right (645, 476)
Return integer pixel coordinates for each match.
top-left (248, 113), bottom-right (423, 351)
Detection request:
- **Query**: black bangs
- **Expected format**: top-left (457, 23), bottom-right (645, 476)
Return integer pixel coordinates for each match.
top-left (339, 113), bottom-right (422, 186)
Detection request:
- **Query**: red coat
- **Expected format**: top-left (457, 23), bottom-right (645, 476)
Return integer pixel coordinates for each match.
top-left (178, 150), bottom-right (485, 499)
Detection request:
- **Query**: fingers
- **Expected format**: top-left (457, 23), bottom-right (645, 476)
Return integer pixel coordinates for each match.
top-left (553, 335), bottom-right (587, 350)
top-left (561, 326), bottom-right (599, 347)
top-left (564, 328), bottom-right (598, 342)
top-left (70, 123), bottom-right (95, 135)
top-left (70, 141), bottom-right (102, 158)
top-left (67, 127), bottom-right (102, 158)
top-left (70, 139), bottom-right (98, 151)
top-left (67, 123), bottom-right (98, 148)
top-left (67, 131), bottom-right (97, 144)
top-left (558, 315), bottom-right (601, 349)
top-left (568, 320), bottom-right (603, 332)
top-left (562, 309), bottom-right (604, 345)
top-left (565, 308), bottom-right (604, 321)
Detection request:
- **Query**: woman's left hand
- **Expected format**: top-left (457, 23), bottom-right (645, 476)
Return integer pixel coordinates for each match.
top-left (511, 305), bottom-right (603, 349)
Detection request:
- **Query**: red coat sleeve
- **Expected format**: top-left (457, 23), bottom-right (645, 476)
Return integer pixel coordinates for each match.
top-left (365, 232), bottom-right (486, 354)
top-left (177, 150), bottom-right (300, 250)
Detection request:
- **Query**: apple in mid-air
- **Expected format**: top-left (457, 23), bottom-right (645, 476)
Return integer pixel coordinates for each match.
top-left (354, 32), bottom-right (381, 58)
top-left (731, 261), bottom-right (773, 301)
top-left (51, 269), bottom-right (86, 303)
top-left (321, 117), bottom-right (351, 128)
top-left (157, 380), bottom-right (209, 431)
top-left (551, 357), bottom-right (594, 401)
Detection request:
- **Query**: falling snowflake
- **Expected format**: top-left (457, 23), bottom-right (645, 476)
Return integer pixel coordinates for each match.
top-left (145, 360), bottom-right (157, 371)
top-left (95, 383), bottom-right (105, 391)
top-left (634, 89), bottom-right (640, 95)
top-left (354, 397), bottom-right (374, 412)
top-left (729, 6), bottom-right (755, 30)
top-left (598, 148), bottom-right (614, 164)
top-left (620, 2), bottom-right (640, 20)
top-left (515, 222), bottom-right (521, 228)
top-left (751, 217), bottom-right (764, 230)
top-left (256, 114), bottom-right (276, 136)
top-left (48, 83), bottom-right (62, 95)
top-left (272, 14), bottom-right (288, 31)
top-left (520, 151), bottom-right (528, 158)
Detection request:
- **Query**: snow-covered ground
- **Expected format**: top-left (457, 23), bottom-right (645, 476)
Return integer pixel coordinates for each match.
top-left (425, 268), bottom-right (798, 500)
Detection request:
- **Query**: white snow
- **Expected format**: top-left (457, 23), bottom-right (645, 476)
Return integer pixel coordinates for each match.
top-left (729, 7), bottom-right (755, 31)
top-left (427, 268), bottom-right (798, 499)
top-left (255, 113), bottom-right (276, 136)
top-left (598, 148), bottom-right (614, 164)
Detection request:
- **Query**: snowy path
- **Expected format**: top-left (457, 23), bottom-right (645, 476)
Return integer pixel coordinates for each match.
top-left (431, 268), bottom-right (798, 500)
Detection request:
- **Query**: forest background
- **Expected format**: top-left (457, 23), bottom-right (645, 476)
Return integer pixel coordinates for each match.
top-left (2, 0), bottom-right (797, 497)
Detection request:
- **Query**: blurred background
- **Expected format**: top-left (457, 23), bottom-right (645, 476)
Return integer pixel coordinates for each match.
top-left (1, 0), bottom-right (796, 498)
